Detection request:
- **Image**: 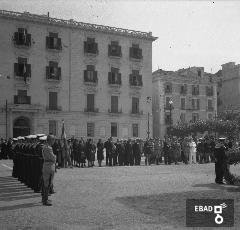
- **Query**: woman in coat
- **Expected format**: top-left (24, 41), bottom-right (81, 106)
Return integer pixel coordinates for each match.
top-left (97, 139), bottom-right (104, 167)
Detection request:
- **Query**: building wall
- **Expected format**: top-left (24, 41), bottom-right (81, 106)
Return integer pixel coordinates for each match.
top-left (0, 12), bottom-right (155, 140)
top-left (218, 62), bottom-right (240, 112)
top-left (152, 68), bottom-right (217, 139)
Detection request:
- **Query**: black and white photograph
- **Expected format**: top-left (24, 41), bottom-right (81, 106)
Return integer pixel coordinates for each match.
top-left (0, 0), bottom-right (240, 229)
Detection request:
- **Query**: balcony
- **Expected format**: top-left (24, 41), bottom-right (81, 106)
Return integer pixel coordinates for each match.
top-left (108, 108), bottom-right (122, 114)
top-left (206, 91), bottom-right (214, 97)
top-left (192, 90), bottom-right (199, 96)
top-left (84, 74), bottom-right (98, 86)
top-left (46, 106), bottom-right (62, 111)
top-left (84, 108), bottom-right (99, 113)
top-left (13, 32), bottom-right (31, 48)
top-left (84, 42), bottom-right (98, 55)
top-left (129, 47), bottom-right (142, 61)
top-left (207, 107), bottom-right (214, 111)
top-left (46, 74), bottom-right (61, 81)
top-left (129, 77), bottom-right (143, 88)
top-left (14, 95), bottom-right (31, 104)
top-left (130, 110), bottom-right (143, 115)
top-left (108, 45), bottom-right (122, 58)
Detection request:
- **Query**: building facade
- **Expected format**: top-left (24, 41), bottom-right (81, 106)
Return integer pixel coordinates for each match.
top-left (0, 10), bottom-right (157, 140)
top-left (217, 62), bottom-right (240, 114)
top-left (152, 67), bottom-right (217, 139)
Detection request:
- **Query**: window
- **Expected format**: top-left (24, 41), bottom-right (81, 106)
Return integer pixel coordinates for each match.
top-left (165, 83), bottom-right (172, 94)
top-left (87, 94), bottom-right (95, 111)
top-left (111, 96), bottom-right (118, 113)
top-left (87, 123), bottom-right (94, 137)
top-left (14, 57), bottom-right (31, 78)
top-left (108, 41), bottom-right (122, 57)
top-left (197, 69), bottom-right (202, 77)
top-left (14, 90), bottom-right (30, 104)
top-left (49, 120), bottom-right (57, 136)
top-left (165, 97), bottom-right (172, 109)
top-left (84, 65), bottom-right (97, 83)
top-left (165, 113), bottom-right (171, 125)
top-left (46, 61), bottom-right (61, 80)
top-left (207, 99), bottom-right (213, 111)
top-left (180, 113), bottom-right (186, 123)
top-left (192, 98), bottom-right (200, 110)
top-left (46, 32), bottom-right (62, 50)
top-left (108, 67), bottom-right (121, 85)
top-left (129, 70), bottom-right (143, 86)
top-left (206, 86), bottom-right (214, 96)
top-left (84, 37), bottom-right (98, 54)
top-left (180, 84), bottom-right (187, 94)
top-left (49, 92), bottom-right (58, 110)
top-left (192, 113), bottom-right (199, 122)
top-left (132, 97), bottom-right (139, 114)
top-left (130, 44), bottom-right (142, 59)
top-left (192, 85), bottom-right (199, 95)
top-left (208, 113), bottom-right (213, 120)
top-left (14, 28), bottom-right (31, 46)
top-left (111, 122), bottom-right (118, 137)
top-left (180, 98), bottom-right (185, 110)
top-left (132, 124), bottom-right (139, 137)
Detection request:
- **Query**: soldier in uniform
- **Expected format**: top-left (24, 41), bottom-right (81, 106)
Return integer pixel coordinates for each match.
top-left (214, 138), bottom-right (227, 184)
top-left (42, 135), bottom-right (56, 206)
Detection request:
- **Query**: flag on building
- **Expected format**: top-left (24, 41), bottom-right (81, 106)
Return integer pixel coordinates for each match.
top-left (61, 119), bottom-right (66, 140)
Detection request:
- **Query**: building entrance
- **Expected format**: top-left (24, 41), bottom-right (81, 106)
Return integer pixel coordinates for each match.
top-left (13, 117), bottom-right (30, 137)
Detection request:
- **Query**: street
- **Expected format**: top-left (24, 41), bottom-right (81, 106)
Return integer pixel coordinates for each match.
top-left (0, 160), bottom-right (240, 230)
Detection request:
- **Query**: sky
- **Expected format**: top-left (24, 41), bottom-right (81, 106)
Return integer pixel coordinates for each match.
top-left (1, 0), bottom-right (240, 73)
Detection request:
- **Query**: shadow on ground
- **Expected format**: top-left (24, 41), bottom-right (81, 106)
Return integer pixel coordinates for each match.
top-left (116, 185), bottom-right (240, 228)
top-left (0, 176), bottom-right (39, 203)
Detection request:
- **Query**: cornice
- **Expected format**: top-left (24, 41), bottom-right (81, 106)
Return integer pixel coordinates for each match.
top-left (0, 9), bottom-right (158, 41)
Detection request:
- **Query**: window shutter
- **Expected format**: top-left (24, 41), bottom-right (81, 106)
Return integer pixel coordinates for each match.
top-left (49, 92), bottom-right (58, 109)
top-left (26, 64), bottom-right (31, 78)
top-left (14, 63), bottom-right (19, 76)
top-left (46, 36), bottom-right (50, 48)
top-left (58, 67), bottom-right (61, 80)
top-left (118, 46), bottom-right (122, 56)
top-left (84, 70), bottom-right (88, 82)
top-left (197, 99), bottom-right (200, 109)
top-left (94, 71), bottom-right (97, 82)
top-left (138, 49), bottom-right (142, 59)
top-left (192, 99), bottom-right (194, 109)
top-left (129, 74), bottom-right (133, 85)
top-left (87, 94), bottom-right (94, 110)
top-left (26, 34), bottom-right (31, 46)
top-left (118, 73), bottom-right (121, 85)
top-left (139, 75), bottom-right (142, 86)
top-left (46, 66), bottom-right (50, 79)
top-left (108, 45), bottom-right (111, 56)
top-left (57, 38), bottom-right (62, 50)
top-left (94, 43), bottom-right (98, 54)
top-left (129, 47), bottom-right (133, 58)
top-left (14, 32), bottom-right (19, 44)
top-left (84, 41), bottom-right (87, 53)
top-left (108, 72), bottom-right (112, 84)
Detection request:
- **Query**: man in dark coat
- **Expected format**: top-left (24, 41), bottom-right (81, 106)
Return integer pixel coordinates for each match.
top-left (214, 138), bottom-right (227, 184)
top-left (132, 139), bottom-right (141, 165)
top-left (125, 139), bottom-right (133, 166)
top-left (97, 139), bottom-right (104, 167)
top-left (104, 137), bottom-right (114, 166)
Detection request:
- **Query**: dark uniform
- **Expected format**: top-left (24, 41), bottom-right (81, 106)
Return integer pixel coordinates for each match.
top-left (214, 142), bottom-right (227, 184)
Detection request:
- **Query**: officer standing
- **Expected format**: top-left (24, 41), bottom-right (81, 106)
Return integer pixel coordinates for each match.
top-left (214, 138), bottom-right (227, 184)
top-left (42, 135), bottom-right (56, 206)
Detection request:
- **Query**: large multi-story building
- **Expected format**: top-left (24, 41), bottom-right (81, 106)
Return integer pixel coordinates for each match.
top-left (152, 67), bottom-right (217, 138)
top-left (0, 10), bottom-right (157, 140)
top-left (218, 62), bottom-right (240, 114)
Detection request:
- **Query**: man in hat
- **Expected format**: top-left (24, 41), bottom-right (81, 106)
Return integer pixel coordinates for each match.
top-left (42, 135), bottom-right (56, 206)
top-left (214, 138), bottom-right (227, 184)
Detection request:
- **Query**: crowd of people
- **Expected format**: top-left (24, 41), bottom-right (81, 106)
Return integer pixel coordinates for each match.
top-left (1, 135), bottom-right (237, 168)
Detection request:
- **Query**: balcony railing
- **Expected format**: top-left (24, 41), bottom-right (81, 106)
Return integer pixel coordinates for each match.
top-left (131, 110), bottom-right (143, 115)
top-left (46, 106), bottom-right (62, 111)
top-left (46, 75), bottom-right (61, 81)
top-left (108, 108), bottom-right (122, 114)
top-left (207, 107), bottom-right (214, 111)
top-left (14, 95), bottom-right (31, 104)
top-left (84, 108), bottom-right (99, 113)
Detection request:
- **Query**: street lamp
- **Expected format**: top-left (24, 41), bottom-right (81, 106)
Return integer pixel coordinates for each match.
top-left (169, 100), bottom-right (173, 134)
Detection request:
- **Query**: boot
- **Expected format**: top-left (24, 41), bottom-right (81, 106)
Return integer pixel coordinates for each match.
top-left (42, 186), bottom-right (52, 206)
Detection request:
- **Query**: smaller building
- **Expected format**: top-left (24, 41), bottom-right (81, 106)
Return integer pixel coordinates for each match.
top-left (152, 67), bottom-right (217, 139)
top-left (218, 62), bottom-right (240, 114)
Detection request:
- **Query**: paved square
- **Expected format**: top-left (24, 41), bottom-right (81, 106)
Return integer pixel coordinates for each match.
top-left (0, 160), bottom-right (240, 230)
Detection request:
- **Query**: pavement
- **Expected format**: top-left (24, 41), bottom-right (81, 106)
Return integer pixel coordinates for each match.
top-left (0, 160), bottom-right (240, 230)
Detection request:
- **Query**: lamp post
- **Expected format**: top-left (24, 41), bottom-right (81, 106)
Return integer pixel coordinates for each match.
top-left (146, 96), bottom-right (151, 139)
top-left (169, 100), bottom-right (173, 134)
